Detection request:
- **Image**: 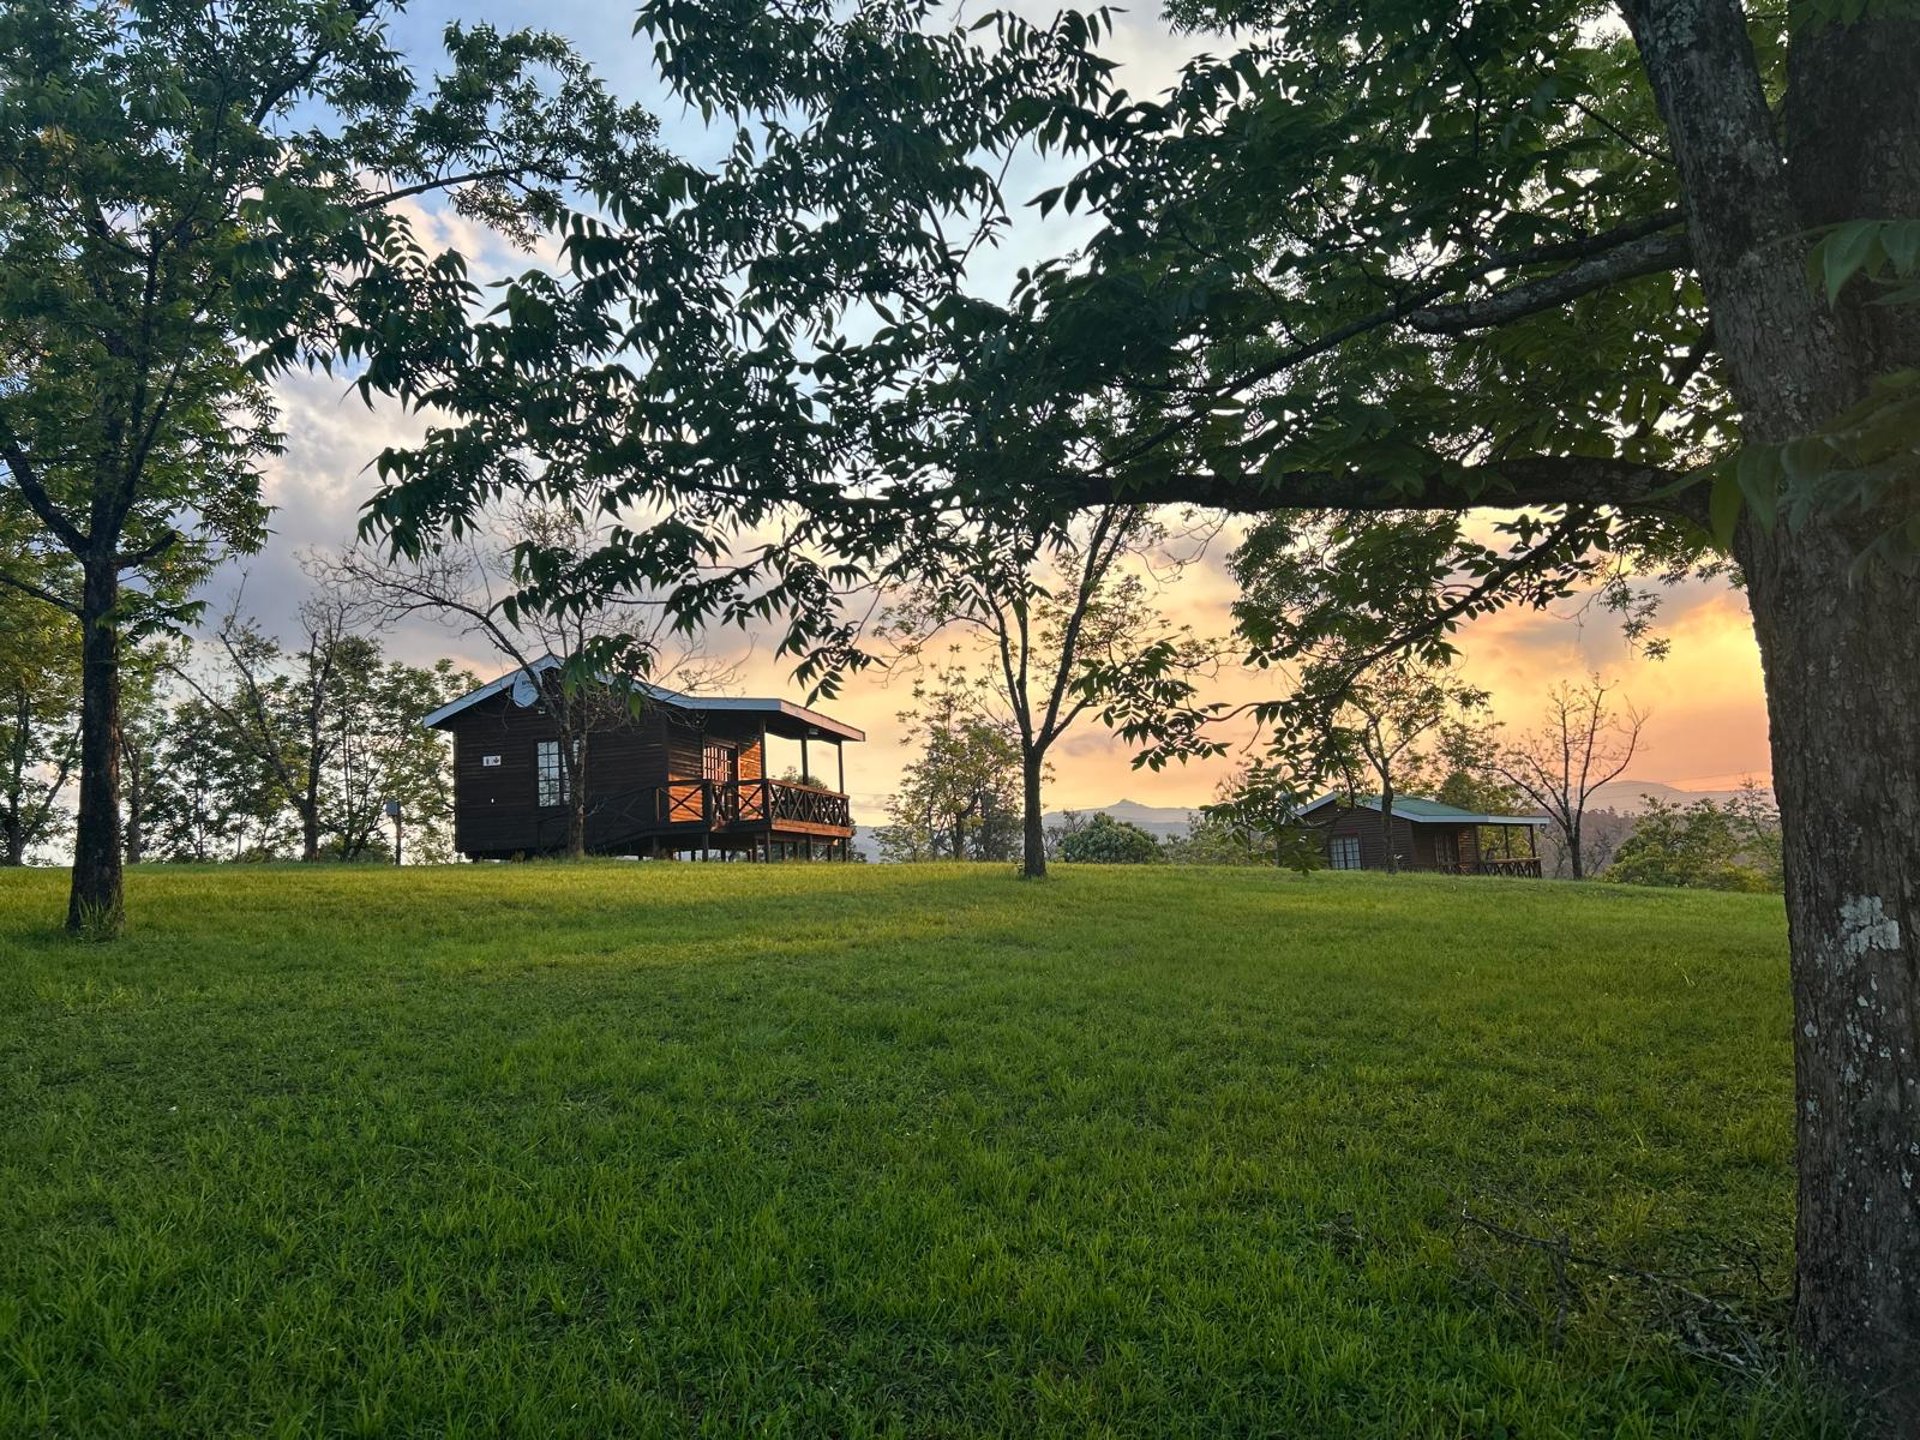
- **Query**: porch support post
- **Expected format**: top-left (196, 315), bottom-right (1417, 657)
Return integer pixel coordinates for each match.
top-left (836, 739), bottom-right (845, 794)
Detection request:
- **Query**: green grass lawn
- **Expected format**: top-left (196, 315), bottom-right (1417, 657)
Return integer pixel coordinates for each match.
top-left (0, 863), bottom-right (1831, 1437)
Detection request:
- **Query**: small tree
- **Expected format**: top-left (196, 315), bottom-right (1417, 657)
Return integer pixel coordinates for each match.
top-left (1058, 812), bottom-right (1162, 864)
top-left (1191, 763), bottom-right (1324, 872)
top-left (880, 668), bottom-right (1022, 862)
top-left (141, 694), bottom-right (288, 862)
top-left (1610, 786), bottom-right (1783, 893)
top-left (886, 507), bottom-right (1212, 878)
top-left (0, 564), bottom-right (78, 864)
top-left (1489, 678), bottom-right (1647, 881)
top-left (168, 598), bottom-right (369, 863)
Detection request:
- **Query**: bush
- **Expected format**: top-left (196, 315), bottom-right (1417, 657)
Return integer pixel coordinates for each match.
top-left (1058, 812), bottom-right (1163, 864)
top-left (1608, 791), bottom-right (1782, 892)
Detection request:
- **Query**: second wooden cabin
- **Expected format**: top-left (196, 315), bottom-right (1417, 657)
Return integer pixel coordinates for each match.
top-left (1296, 793), bottom-right (1547, 875)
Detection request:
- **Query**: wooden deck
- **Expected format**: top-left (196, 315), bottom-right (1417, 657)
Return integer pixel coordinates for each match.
top-left (499, 777), bottom-right (856, 860)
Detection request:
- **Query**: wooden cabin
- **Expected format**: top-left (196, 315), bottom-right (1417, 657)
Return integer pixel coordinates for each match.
top-left (1296, 793), bottom-right (1547, 876)
top-left (423, 657), bottom-right (863, 861)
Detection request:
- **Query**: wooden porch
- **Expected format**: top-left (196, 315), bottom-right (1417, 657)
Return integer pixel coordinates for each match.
top-left (553, 776), bottom-right (856, 860)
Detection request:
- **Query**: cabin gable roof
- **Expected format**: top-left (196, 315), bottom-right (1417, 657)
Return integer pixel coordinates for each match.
top-left (1297, 792), bottom-right (1547, 827)
top-left (421, 654), bottom-right (866, 742)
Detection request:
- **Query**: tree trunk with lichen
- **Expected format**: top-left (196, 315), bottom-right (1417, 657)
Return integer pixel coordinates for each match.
top-left (1623, 1), bottom-right (1920, 1421)
top-left (1741, 514), bottom-right (1919, 1424)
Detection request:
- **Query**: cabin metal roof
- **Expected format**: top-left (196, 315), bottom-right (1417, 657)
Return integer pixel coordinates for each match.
top-left (420, 655), bottom-right (866, 742)
top-left (1298, 793), bottom-right (1548, 827)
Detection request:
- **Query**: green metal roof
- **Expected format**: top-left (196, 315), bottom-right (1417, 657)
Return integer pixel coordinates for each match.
top-left (1301, 793), bottom-right (1548, 827)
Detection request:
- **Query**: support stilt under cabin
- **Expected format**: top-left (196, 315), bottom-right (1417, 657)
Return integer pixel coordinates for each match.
top-left (422, 656), bottom-right (864, 863)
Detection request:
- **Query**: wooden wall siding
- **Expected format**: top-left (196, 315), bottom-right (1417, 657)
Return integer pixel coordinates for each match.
top-left (1325, 806), bottom-right (1415, 870)
top-left (1324, 806), bottom-right (1510, 872)
top-left (446, 692), bottom-right (676, 856)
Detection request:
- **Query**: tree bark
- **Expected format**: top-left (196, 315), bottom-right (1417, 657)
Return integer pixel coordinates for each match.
top-left (1618, 2), bottom-right (1920, 1422)
top-left (121, 741), bottom-right (144, 866)
top-left (299, 802), bottom-right (321, 864)
top-left (67, 560), bottom-right (124, 936)
top-left (1021, 751), bottom-right (1046, 877)
top-left (1378, 777), bottom-right (1399, 874)
top-left (4, 698), bottom-right (27, 866)
top-left (567, 733), bottom-right (588, 860)
top-left (300, 718), bottom-right (323, 863)
top-left (1740, 515), bottom-right (1920, 1427)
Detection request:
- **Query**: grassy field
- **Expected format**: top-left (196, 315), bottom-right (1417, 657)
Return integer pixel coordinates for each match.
top-left (0, 863), bottom-right (1831, 1437)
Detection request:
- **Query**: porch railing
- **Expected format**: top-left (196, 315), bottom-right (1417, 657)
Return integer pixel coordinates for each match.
top-left (1472, 857), bottom-right (1542, 878)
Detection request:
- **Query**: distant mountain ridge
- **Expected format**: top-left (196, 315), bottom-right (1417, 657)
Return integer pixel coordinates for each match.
top-left (1046, 782), bottom-right (1774, 839)
top-left (1582, 778), bottom-right (1773, 814)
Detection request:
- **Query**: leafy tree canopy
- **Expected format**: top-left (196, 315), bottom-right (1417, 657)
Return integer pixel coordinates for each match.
top-left (1058, 811), bottom-right (1164, 864)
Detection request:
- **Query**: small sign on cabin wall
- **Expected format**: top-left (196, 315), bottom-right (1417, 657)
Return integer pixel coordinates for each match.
top-left (482, 755), bottom-right (502, 767)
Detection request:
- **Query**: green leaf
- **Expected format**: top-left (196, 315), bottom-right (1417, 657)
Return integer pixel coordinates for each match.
top-left (1820, 220), bottom-right (1882, 305)
top-left (1883, 219), bottom-right (1920, 276)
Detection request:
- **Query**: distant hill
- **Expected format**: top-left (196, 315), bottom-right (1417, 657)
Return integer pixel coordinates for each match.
top-left (1583, 779), bottom-right (1773, 814)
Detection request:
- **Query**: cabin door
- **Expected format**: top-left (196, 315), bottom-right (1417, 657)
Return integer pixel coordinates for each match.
top-left (703, 742), bottom-right (737, 822)
top-left (1433, 830), bottom-right (1459, 874)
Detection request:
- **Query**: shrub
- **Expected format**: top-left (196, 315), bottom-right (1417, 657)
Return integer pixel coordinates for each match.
top-left (1058, 812), bottom-right (1163, 864)
top-left (1608, 790), bottom-right (1782, 892)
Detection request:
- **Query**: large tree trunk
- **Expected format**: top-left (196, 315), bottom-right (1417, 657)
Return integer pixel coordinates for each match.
top-left (1741, 517), bottom-right (1920, 1426)
top-left (1020, 751), bottom-right (1046, 878)
top-left (1621, 3), bottom-right (1920, 1421)
top-left (68, 560), bottom-right (123, 937)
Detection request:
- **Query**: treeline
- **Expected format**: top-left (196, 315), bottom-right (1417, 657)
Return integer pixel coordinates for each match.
top-left (878, 657), bottom-right (1784, 892)
top-left (2, 592), bottom-right (471, 867)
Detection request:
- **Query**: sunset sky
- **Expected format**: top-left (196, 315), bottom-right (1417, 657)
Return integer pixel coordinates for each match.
top-left (222, 0), bottom-right (1775, 820)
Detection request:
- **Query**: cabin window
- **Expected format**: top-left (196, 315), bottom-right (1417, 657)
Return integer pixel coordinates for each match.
top-left (1330, 835), bottom-right (1361, 870)
top-left (702, 742), bottom-right (735, 787)
top-left (535, 740), bottom-right (569, 808)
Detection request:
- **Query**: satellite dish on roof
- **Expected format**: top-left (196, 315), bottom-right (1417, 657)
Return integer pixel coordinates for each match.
top-left (510, 671), bottom-right (541, 707)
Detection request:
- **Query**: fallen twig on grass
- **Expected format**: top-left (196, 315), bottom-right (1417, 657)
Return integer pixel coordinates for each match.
top-left (1456, 1205), bottom-right (1786, 1376)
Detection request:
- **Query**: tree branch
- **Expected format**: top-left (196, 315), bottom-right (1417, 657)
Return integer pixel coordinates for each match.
top-left (0, 567), bottom-right (80, 616)
top-left (0, 431), bottom-right (89, 554)
top-left (1068, 454), bottom-right (1705, 521)
top-left (1405, 231), bottom-right (1691, 335)
top-left (351, 168), bottom-right (536, 214)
